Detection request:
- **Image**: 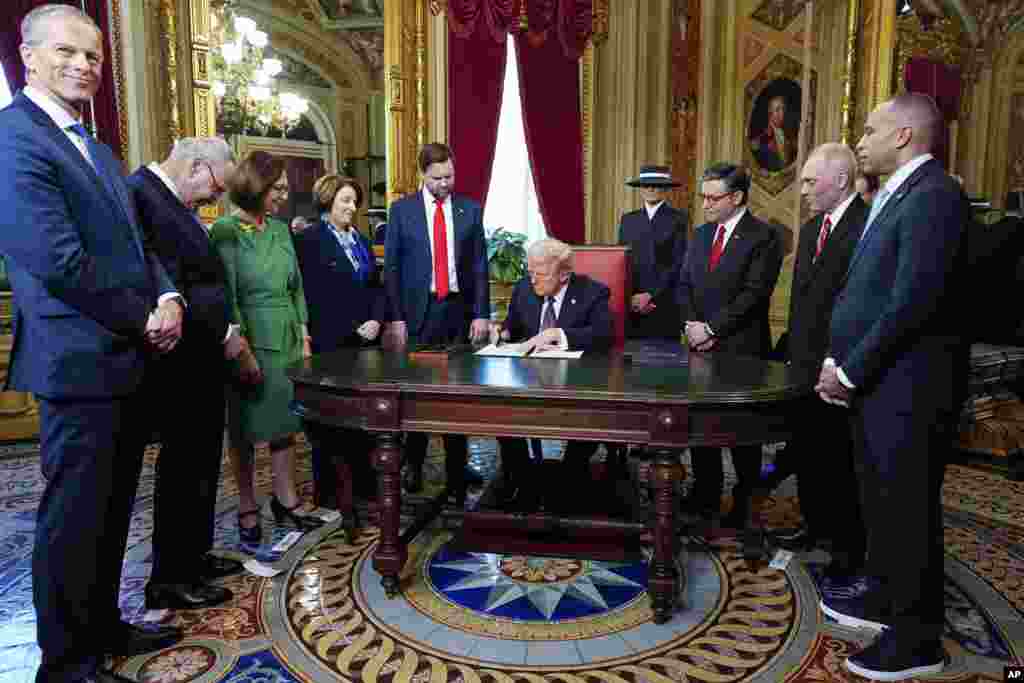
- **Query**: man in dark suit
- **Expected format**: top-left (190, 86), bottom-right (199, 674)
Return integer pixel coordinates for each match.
top-left (618, 164), bottom-right (688, 340)
top-left (490, 238), bottom-right (614, 511)
top-left (817, 93), bottom-right (967, 680)
top-left (0, 6), bottom-right (185, 681)
top-left (678, 163), bottom-right (783, 529)
top-left (770, 143), bottom-right (867, 587)
top-left (384, 143), bottom-right (490, 503)
top-left (126, 137), bottom-right (249, 612)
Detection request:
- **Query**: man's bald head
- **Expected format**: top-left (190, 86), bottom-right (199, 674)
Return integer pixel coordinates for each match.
top-left (801, 143), bottom-right (857, 214)
top-left (857, 92), bottom-right (942, 175)
top-left (886, 92), bottom-right (942, 151)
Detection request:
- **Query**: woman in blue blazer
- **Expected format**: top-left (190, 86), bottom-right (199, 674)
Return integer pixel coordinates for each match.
top-left (295, 175), bottom-right (387, 517)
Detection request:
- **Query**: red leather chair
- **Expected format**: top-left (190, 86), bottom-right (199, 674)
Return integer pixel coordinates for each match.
top-left (528, 245), bottom-right (632, 466)
top-left (570, 245), bottom-right (631, 348)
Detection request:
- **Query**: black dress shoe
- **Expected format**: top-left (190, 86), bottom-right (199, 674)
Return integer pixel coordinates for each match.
top-left (403, 464), bottom-right (423, 493)
top-left (269, 496), bottom-right (325, 531)
top-left (198, 554), bottom-right (244, 581)
top-left (90, 668), bottom-right (137, 683)
top-left (108, 621), bottom-right (183, 656)
top-left (145, 581), bottom-right (233, 610)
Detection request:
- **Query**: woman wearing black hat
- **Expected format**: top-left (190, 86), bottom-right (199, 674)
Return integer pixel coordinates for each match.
top-left (618, 165), bottom-right (689, 340)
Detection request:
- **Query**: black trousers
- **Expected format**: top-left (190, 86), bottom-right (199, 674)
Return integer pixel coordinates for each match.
top-left (144, 347), bottom-right (227, 585)
top-left (34, 396), bottom-right (147, 683)
top-left (405, 293), bottom-right (470, 488)
top-left (498, 438), bottom-right (598, 507)
top-left (853, 397), bottom-right (949, 646)
top-left (783, 396), bottom-right (866, 570)
top-left (689, 444), bottom-right (763, 520)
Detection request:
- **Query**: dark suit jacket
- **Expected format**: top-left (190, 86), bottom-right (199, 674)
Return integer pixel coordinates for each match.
top-left (966, 214), bottom-right (1024, 344)
top-left (678, 210), bottom-right (783, 358)
top-left (384, 191), bottom-right (490, 335)
top-left (781, 196), bottom-right (865, 368)
top-left (0, 92), bottom-right (174, 399)
top-left (503, 273), bottom-right (613, 352)
top-left (830, 159), bottom-right (968, 412)
top-left (296, 220), bottom-right (388, 352)
top-left (618, 203), bottom-right (688, 338)
top-left (126, 166), bottom-right (231, 357)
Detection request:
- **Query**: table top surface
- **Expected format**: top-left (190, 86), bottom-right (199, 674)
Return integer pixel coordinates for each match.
top-left (288, 341), bottom-right (816, 405)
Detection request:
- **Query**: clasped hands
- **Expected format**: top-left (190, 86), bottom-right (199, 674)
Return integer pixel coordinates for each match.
top-left (815, 360), bottom-right (851, 407)
top-left (144, 299), bottom-right (184, 354)
top-left (631, 292), bottom-right (656, 315)
top-left (684, 320), bottom-right (717, 352)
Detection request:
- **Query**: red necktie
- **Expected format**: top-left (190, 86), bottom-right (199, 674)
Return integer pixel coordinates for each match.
top-left (814, 214), bottom-right (832, 261)
top-left (708, 224), bottom-right (726, 272)
top-left (433, 198), bottom-right (450, 299)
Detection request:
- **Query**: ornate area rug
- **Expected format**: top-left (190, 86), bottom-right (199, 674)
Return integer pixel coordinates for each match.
top-left (1, 439), bottom-right (1022, 683)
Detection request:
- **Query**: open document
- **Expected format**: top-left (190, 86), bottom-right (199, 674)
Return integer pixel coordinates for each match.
top-left (475, 344), bottom-right (583, 359)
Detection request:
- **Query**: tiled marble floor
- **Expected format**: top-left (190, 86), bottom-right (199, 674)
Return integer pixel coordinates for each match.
top-left (1, 439), bottom-right (1022, 683)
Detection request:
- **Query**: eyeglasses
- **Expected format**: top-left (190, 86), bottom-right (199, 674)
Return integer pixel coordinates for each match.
top-left (201, 161), bottom-right (226, 196)
top-left (698, 190), bottom-right (737, 203)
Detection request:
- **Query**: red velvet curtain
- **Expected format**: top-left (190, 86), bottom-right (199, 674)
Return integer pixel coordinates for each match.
top-left (448, 6), bottom-right (510, 207)
top-left (905, 57), bottom-right (961, 169)
top-left (446, 0), bottom-right (590, 242)
top-left (515, 31), bottom-right (584, 243)
top-left (0, 0), bottom-right (123, 159)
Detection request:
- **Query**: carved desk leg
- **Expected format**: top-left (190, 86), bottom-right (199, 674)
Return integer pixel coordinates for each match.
top-left (371, 432), bottom-right (406, 598)
top-left (650, 448), bottom-right (683, 624)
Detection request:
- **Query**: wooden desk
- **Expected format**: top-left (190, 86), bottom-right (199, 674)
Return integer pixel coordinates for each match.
top-left (289, 347), bottom-right (811, 622)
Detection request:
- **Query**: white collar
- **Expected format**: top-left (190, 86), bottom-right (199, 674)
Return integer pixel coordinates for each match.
top-left (882, 153), bottom-right (934, 197)
top-left (23, 85), bottom-right (81, 131)
top-left (824, 192), bottom-right (858, 228)
top-left (147, 162), bottom-right (182, 202)
top-left (328, 220), bottom-right (357, 243)
top-left (422, 186), bottom-right (450, 209)
top-left (644, 200), bottom-right (665, 218)
top-left (718, 206), bottom-right (747, 235)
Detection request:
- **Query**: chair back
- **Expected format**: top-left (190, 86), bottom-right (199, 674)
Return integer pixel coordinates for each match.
top-left (571, 245), bottom-right (630, 348)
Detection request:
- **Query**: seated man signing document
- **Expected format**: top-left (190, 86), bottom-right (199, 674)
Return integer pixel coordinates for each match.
top-left (489, 238), bottom-right (613, 354)
top-left (489, 238), bottom-right (613, 511)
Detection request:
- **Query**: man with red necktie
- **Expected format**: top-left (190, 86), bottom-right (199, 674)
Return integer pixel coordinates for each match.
top-left (678, 162), bottom-right (783, 530)
top-left (769, 143), bottom-right (867, 589)
top-left (384, 143), bottom-right (491, 504)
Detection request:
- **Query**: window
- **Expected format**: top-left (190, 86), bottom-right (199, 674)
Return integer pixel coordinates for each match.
top-left (0, 68), bottom-right (12, 109)
top-left (482, 39), bottom-right (547, 247)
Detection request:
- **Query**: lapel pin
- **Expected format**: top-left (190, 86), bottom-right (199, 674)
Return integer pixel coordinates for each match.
top-left (570, 298), bottom-right (576, 305)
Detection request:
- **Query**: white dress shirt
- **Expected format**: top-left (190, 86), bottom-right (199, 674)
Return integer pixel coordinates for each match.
top-left (421, 187), bottom-right (459, 294)
top-left (715, 206), bottom-right (747, 251)
top-left (537, 281), bottom-right (570, 350)
top-left (644, 200), bottom-right (665, 221)
top-left (823, 191), bottom-right (859, 232)
top-left (23, 87), bottom-right (182, 315)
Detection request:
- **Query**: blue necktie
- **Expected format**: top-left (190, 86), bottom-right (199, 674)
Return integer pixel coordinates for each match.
top-left (69, 123), bottom-right (122, 204)
top-left (68, 123), bottom-right (145, 262)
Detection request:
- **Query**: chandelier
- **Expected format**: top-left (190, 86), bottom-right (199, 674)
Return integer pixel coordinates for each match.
top-left (210, 3), bottom-right (309, 138)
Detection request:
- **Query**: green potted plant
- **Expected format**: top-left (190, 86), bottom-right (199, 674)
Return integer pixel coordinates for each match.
top-left (486, 228), bottom-right (527, 319)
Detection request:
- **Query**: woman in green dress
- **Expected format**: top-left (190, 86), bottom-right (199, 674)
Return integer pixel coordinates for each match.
top-left (211, 151), bottom-right (323, 544)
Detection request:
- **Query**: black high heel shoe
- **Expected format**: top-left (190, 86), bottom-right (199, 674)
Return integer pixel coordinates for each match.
top-left (270, 496), bottom-right (325, 532)
top-left (238, 509), bottom-right (262, 544)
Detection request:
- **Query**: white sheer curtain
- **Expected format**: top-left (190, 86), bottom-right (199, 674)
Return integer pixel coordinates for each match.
top-left (0, 68), bottom-right (12, 108)
top-left (482, 39), bottom-right (547, 246)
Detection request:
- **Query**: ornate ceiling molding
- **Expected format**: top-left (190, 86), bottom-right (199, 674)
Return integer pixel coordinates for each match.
top-left (236, 0), bottom-right (378, 91)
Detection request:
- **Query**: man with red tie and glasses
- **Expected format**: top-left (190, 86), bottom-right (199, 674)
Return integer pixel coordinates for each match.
top-left (384, 143), bottom-right (491, 504)
top-left (678, 162), bottom-right (783, 531)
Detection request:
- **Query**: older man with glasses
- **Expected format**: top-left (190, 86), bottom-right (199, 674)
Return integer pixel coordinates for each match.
top-left (126, 137), bottom-right (250, 613)
top-left (677, 162), bottom-right (783, 533)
